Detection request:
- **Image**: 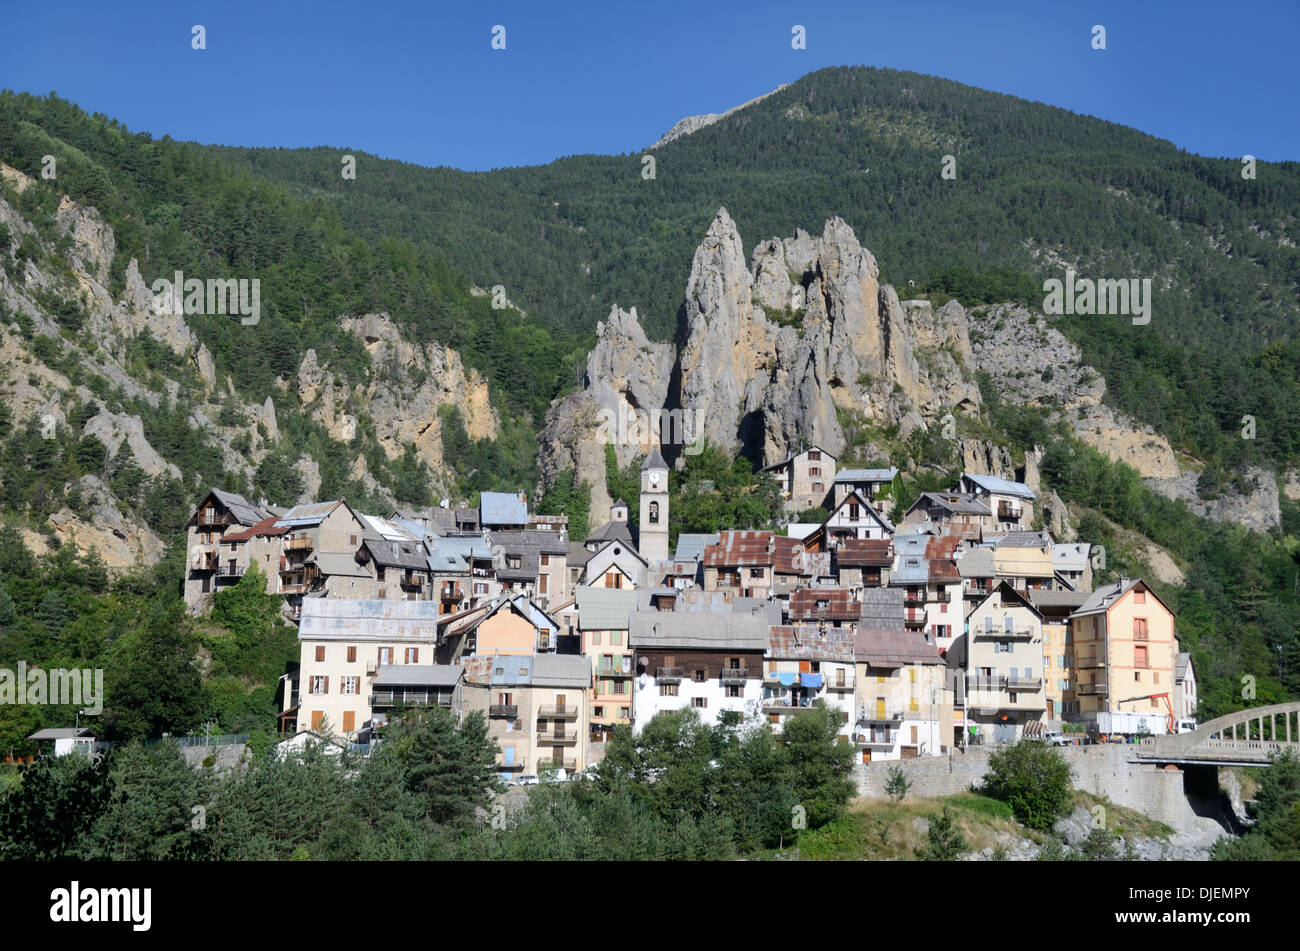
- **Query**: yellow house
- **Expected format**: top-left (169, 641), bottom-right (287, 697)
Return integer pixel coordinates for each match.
top-left (1067, 578), bottom-right (1178, 729)
top-left (469, 594), bottom-right (561, 656)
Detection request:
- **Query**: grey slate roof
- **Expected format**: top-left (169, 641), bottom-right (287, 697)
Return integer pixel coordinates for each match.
top-left (299, 598), bottom-right (443, 639)
top-left (891, 534), bottom-right (932, 584)
top-left (1071, 577), bottom-right (1142, 618)
top-left (586, 520), bottom-right (635, 547)
top-left (360, 536), bottom-right (429, 570)
top-left (372, 665), bottom-right (463, 687)
top-left (642, 447), bottom-right (668, 470)
top-left (909, 491), bottom-right (991, 516)
top-left (309, 551), bottom-right (371, 578)
top-left (531, 653), bottom-right (592, 687)
top-left (629, 611), bottom-right (770, 651)
top-left (574, 586), bottom-right (639, 630)
top-left (480, 491), bottom-right (528, 526)
top-left (957, 547), bottom-right (997, 577)
top-left (988, 530), bottom-right (1055, 548)
top-left (1053, 543), bottom-right (1092, 572)
top-left (210, 488), bottom-right (268, 526)
top-left (1029, 589), bottom-right (1090, 611)
top-left (859, 587), bottom-right (905, 629)
top-left (854, 628), bottom-right (945, 666)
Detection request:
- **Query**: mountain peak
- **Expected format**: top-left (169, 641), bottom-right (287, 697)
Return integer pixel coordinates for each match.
top-left (649, 83), bottom-right (791, 149)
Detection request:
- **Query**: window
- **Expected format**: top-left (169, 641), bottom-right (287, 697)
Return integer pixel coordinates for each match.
top-left (692, 697), bottom-right (708, 709)
top-left (1133, 618), bottom-right (1148, 641)
top-left (727, 685), bottom-right (741, 697)
top-left (540, 554), bottom-right (549, 566)
top-left (592, 631), bottom-right (601, 645)
top-left (649, 501), bottom-right (660, 524)
top-left (620, 707), bottom-right (630, 720)
top-left (507, 555), bottom-right (521, 569)
top-left (378, 588), bottom-right (386, 599)
top-left (311, 711), bottom-right (324, 730)
top-left (694, 669), bottom-right (706, 683)
top-left (315, 646), bottom-right (325, 662)
top-left (539, 574), bottom-right (548, 594)
top-left (593, 706), bottom-right (604, 718)
top-left (751, 567), bottom-right (765, 579)
top-left (613, 680), bottom-right (626, 695)
top-left (405, 647), bottom-right (419, 664)
top-left (379, 647), bottom-right (392, 665)
top-left (475, 582), bottom-right (487, 594)
top-left (1134, 646), bottom-right (1149, 668)
top-left (660, 683), bottom-right (678, 697)
top-left (848, 502), bottom-right (859, 520)
top-left (1153, 672), bottom-right (1160, 684)
top-left (808, 450), bottom-right (821, 461)
top-left (347, 646), bottom-right (357, 663)
top-left (310, 676), bottom-right (328, 695)
top-left (611, 631), bottom-right (622, 645)
top-left (349, 534), bottom-right (358, 546)
top-left (342, 676), bottom-right (359, 695)
top-left (812, 483), bottom-right (822, 493)
top-left (1134, 589), bottom-right (1146, 604)
top-left (810, 466), bottom-right (821, 477)
top-left (377, 567), bottom-right (386, 581)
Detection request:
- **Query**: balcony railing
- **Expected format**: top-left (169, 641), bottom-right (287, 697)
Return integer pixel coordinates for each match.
top-left (719, 669), bottom-right (749, 684)
top-left (825, 674), bottom-right (855, 690)
top-left (1004, 675), bottom-right (1043, 691)
top-left (217, 563), bottom-right (245, 578)
top-left (540, 759), bottom-right (577, 773)
top-left (497, 758), bottom-right (526, 772)
top-left (440, 584), bottom-right (463, 601)
top-left (596, 665), bottom-right (632, 678)
top-left (400, 574), bottom-right (424, 591)
top-left (284, 536), bottom-right (314, 552)
top-left (371, 690), bottom-right (453, 708)
top-left (537, 706), bottom-right (579, 719)
top-left (194, 510), bottom-right (231, 529)
top-left (191, 550), bottom-right (218, 572)
top-left (540, 732), bottom-right (578, 745)
top-left (973, 627), bottom-right (1036, 640)
top-left (281, 583), bottom-right (309, 596)
top-left (858, 706), bottom-right (905, 723)
top-left (1076, 682), bottom-right (1108, 696)
top-left (1076, 657), bottom-right (1105, 669)
top-left (656, 667), bottom-right (683, 683)
top-left (489, 705), bottom-right (518, 718)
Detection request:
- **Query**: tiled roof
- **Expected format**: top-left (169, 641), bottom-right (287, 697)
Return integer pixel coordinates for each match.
top-left (789, 588), bottom-right (859, 621)
top-left (702, 530), bottom-right (774, 568)
top-left (768, 625), bottom-right (856, 661)
top-left (835, 538), bottom-right (893, 566)
top-left (854, 628), bottom-right (945, 666)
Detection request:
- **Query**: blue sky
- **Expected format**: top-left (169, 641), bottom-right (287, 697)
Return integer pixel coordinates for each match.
top-left (2, 0), bottom-right (1296, 171)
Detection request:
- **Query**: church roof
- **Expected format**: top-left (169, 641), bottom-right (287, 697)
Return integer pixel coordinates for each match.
top-left (642, 447), bottom-right (667, 470)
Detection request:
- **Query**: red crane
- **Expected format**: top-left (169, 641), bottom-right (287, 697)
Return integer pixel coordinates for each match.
top-left (1115, 691), bottom-right (1175, 734)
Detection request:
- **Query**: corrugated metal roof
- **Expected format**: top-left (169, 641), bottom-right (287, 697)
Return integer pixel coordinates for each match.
top-left (960, 473), bottom-right (1037, 500)
top-left (789, 588), bottom-right (859, 621)
top-left (835, 467), bottom-right (898, 483)
top-left (928, 559), bottom-right (961, 583)
top-left (835, 538), bottom-right (893, 566)
top-left (275, 499), bottom-right (346, 528)
top-left (299, 598), bottom-right (443, 640)
top-left (674, 533), bottom-right (719, 562)
top-left (768, 625), bottom-right (856, 661)
top-left (629, 611), bottom-right (769, 650)
top-left (372, 664), bottom-right (462, 687)
top-left (223, 514), bottom-right (287, 541)
top-left (957, 547), bottom-right (997, 577)
top-left (574, 587), bottom-right (639, 630)
top-left (702, 530), bottom-right (774, 567)
top-left (773, 536), bottom-right (807, 574)
top-left (480, 491), bottom-right (528, 526)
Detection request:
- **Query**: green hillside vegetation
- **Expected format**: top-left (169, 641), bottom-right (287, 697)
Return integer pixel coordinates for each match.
top-left (209, 65), bottom-right (1300, 478)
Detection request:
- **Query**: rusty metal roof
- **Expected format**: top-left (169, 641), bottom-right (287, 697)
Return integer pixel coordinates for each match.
top-left (853, 628), bottom-right (945, 666)
top-left (702, 530), bottom-right (774, 568)
top-left (789, 587), bottom-right (859, 621)
top-left (835, 538), bottom-right (893, 566)
top-left (768, 625), bottom-right (856, 661)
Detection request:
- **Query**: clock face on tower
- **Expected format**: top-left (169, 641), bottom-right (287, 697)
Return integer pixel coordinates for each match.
top-left (648, 471), bottom-right (660, 487)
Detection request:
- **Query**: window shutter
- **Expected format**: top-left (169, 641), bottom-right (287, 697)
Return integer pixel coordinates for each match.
top-left (324, 677), bottom-right (329, 694)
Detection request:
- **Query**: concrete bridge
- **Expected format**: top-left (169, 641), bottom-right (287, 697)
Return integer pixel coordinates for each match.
top-left (1137, 702), bottom-right (1300, 766)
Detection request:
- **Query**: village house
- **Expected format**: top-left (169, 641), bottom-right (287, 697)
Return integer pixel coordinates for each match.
top-left (761, 445), bottom-right (837, 513)
top-left (956, 473), bottom-right (1036, 531)
top-left (369, 665), bottom-right (464, 732)
top-left (852, 628), bottom-right (952, 761)
top-left (580, 537), bottom-right (647, 590)
top-left (1053, 542), bottom-right (1094, 593)
top-left (889, 534), bottom-right (963, 652)
top-left (461, 652), bottom-right (591, 778)
top-left (830, 467), bottom-right (899, 518)
top-left (949, 581), bottom-right (1047, 744)
top-left (897, 491), bottom-right (991, 539)
top-left (702, 530), bottom-right (776, 599)
top-left (183, 489), bottom-right (273, 611)
top-left (787, 587), bottom-right (860, 628)
top-left (802, 489), bottom-right (895, 549)
top-left (426, 534), bottom-right (496, 615)
top-left (1174, 652), bottom-right (1198, 724)
top-left (833, 538), bottom-right (893, 590)
top-left (479, 491), bottom-right (529, 532)
top-left (1066, 578), bottom-right (1179, 731)
top-left (274, 500), bottom-right (367, 623)
top-left (465, 593), bottom-right (563, 657)
top-left (574, 586), bottom-right (638, 741)
top-left (628, 606), bottom-right (769, 731)
top-left (290, 598), bottom-right (445, 741)
top-left (764, 625), bottom-right (857, 739)
top-left (1030, 589), bottom-right (1090, 724)
top-left (985, 531), bottom-right (1059, 593)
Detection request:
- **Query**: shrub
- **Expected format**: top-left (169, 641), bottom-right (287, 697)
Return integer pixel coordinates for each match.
top-left (983, 740), bottom-right (1073, 832)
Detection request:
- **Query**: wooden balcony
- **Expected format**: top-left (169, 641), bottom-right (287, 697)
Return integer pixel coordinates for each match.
top-left (540, 758), bottom-right (577, 773)
top-left (497, 758), bottom-right (526, 772)
top-left (656, 667), bottom-right (683, 683)
top-left (194, 510), bottom-right (231, 529)
top-left (973, 627), bottom-right (1036, 640)
top-left (400, 574), bottom-right (424, 591)
top-left (596, 665), bottom-right (632, 678)
top-left (284, 536), bottom-right (314, 552)
top-left (537, 706), bottom-right (579, 719)
top-left (191, 550), bottom-right (218, 572)
top-left (719, 668), bottom-right (750, 684)
top-left (825, 674), bottom-right (855, 691)
top-left (1076, 682), bottom-right (1108, 696)
top-left (217, 563), bottom-right (245, 578)
top-left (489, 704), bottom-right (518, 718)
top-left (439, 583), bottom-right (463, 601)
top-left (281, 583), bottom-right (309, 596)
top-left (1004, 675), bottom-right (1042, 691)
top-left (371, 689), bottom-right (453, 708)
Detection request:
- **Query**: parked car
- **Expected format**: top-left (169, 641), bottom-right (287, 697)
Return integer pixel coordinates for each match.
top-left (517, 774), bottom-right (539, 786)
top-left (1042, 731), bottom-right (1071, 747)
